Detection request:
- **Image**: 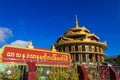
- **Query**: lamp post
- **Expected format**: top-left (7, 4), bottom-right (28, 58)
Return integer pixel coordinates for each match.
top-left (6, 69), bottom-right (12, 79)
top-left (46, 70), bottom-right (50, 75)
top-left (6, 70), bottom-right (12, 75)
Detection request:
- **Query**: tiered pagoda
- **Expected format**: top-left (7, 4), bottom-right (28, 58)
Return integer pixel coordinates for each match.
top-left (54, 16), bottom-right (107, 65)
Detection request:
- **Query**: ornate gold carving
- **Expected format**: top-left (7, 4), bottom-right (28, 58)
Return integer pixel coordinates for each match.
top-left (54, 16), bottom-right (107, 64)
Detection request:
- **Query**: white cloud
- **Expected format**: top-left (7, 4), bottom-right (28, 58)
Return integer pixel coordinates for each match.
top-left (0, 27), bottom-right (13, 43)
top-left (10, 40), bottom-right (29, 47)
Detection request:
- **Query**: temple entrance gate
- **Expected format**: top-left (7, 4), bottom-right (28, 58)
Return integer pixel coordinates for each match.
top-left (0, 45), bottom-right (70, 80)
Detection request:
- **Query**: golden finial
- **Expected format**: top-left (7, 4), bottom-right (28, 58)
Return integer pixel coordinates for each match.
top-left (28, 40), bottom-right (34, 49)
top-left (75, 14), bottom-right (79, 28)
top-left (104, 41), bottom-right (107, 45)
top-left (51, 44), bottom-right (56, 52)
top-left (29, 41), bottom-right (32, 46)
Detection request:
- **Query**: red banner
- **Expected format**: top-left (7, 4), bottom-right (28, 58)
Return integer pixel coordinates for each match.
top-left (1, 46), bottom-right (70, 67)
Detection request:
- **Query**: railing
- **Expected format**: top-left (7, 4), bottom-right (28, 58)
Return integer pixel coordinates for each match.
top-left (77, 65), bottom-right (120, 80)
top-left (113, 66), bottom-right (120, 77)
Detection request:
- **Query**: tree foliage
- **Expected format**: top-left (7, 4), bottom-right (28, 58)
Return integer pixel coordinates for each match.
top-left (0, 65), bottom-right (22, 80)
top-left (46, 66), bottom-right (79, 80)
top-left (36, 68), bottom-right (41, 80)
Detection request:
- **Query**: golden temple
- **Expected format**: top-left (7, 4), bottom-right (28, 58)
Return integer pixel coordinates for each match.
top-left (54, 15), bottom-right (107, 64)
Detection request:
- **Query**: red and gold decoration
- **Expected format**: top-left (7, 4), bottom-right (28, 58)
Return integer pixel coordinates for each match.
top-left (0, 45), bottom-right (70, 80)
top-left (1, 45), bottom-right (70, 67)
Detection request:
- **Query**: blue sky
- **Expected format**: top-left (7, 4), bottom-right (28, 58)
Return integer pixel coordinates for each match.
top-left (0, 0), bottom-right (120, 56)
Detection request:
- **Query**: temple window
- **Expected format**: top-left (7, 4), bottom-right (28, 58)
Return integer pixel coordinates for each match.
top-left (65, 47), bottom-right (68, 52)
top-left (82, 53), bottom-right (86, 62)
top-left (95, 54), bottom-right (98, 62)
top-left (58, 48), bottom-right (60, 52)
top-left (60, 48), bottom-right (62, 52)
top-left (63, 46), bottom-right (65, 52)
top-left (80, 39), bottom-right (83, 41)
top-left (75, 45), bottom-right (78, 51)
top-left (76, 53), bottom-right (79, 61)
top-left (59, 47), bottom-right (61, 52)
top-left (89, 54), bottom-right (93, 62)
top-left (82, 45), bottom-right (85, 51)
top-left (69, 46), bottom-right (71, 52)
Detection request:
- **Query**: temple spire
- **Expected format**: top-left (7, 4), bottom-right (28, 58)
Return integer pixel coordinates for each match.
top-left (75, 15), bottom-right (79, 28)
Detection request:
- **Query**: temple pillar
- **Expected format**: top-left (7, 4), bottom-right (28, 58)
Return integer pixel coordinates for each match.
top-left (101, 48), bottom-right (103, 53)
top-left (97, 47), bottom-right (99, 52)
top-left (98, 55), bottom-right (100, 62)
top-left (86, 54), bottom-right (89, 62)
top-left (92, 46), bottom-right (94, 52)
top-left (71, 45), bottom-right (75, 52)
top-left (101, 55), bottom-right (104, 62)
top-left (71, 54), bottom-right (73, 61)
top-left (74, 54), bottom-right (76, 61)
top-left (103, 56), bottom-right (105, 62)
top-left (80, 54), bottom-right (82, 61)
top-left (86, 45), bottom-right (88, 52)
top-left (78, 53), bottom-right (81, 61)
top-left (27, 62), bottom-right (36, 80)
top-left (85, 53), bottom-right (87, 62)
top-left (65, 46), bottom-right (69, 52)
top-left (78, 46), bottom-right (81, 52)
top-left (93, 54), bottom-right (95, 63)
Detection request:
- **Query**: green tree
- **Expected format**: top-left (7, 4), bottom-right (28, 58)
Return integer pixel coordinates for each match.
top-left (2, 65), bottom-right (22, 80)
top-left (46, 66), bottom-right (79, 80)
top-left (68, 67), bottom-right (79, 80)
top-left (46, 67), bottom-right (57, 80)
top-left (36, 68), bottom-right (41, 80)
top-left (46, 67), bottom-right (69, 80)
